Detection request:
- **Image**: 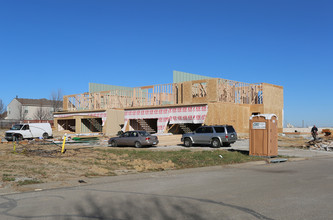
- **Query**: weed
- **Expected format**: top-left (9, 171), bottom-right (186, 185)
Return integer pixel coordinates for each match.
top-left (84, 172), bottom-right (100, 177)
top-left (17, 179), bottom-right (43, 186)
top-left (107, 171), bottom-right (117, 176)
top-left (63, 159), bottom-right (78, 164)
top-left (95, 148), bottom-right (262, 169)
top-left (29, 168), bottom-right (47, 176)
top-left (2, 174), bottom-right (15, 182)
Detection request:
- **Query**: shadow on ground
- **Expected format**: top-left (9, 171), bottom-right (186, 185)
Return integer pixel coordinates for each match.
top-left (69, 195), bottom-right (210, 220)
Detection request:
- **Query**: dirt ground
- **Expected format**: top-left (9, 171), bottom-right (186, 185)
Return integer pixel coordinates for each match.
top-left (0, 129), bottom-right (189, 193)
top-left (0, 128), bottom-right (330, 193)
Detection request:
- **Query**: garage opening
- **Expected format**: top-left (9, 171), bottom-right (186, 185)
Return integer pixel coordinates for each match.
top-left (167, 123), bottom-right (202, 134)
top-left (57, 119), bottom-right (76, 132)
top-left (81, 118), bottom-right (103, 133)
top-left (130, 119), bottom-right (158, 134)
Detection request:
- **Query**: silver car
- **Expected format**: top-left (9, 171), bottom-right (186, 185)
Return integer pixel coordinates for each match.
top-left (108, 131), bottom-right (159, 148)
top-left (181, 125), bottom-right (237, 148)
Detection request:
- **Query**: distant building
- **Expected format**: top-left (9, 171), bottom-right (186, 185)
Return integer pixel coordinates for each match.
top-left (6, 97), bottom-right (62, 121)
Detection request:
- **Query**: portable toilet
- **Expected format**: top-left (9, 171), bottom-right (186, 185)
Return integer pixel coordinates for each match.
top-left (249, 114), bottom-right (278, 157)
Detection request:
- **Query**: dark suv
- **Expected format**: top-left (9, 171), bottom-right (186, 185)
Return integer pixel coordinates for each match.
top-left (181, 125), bottom-right (237, 148)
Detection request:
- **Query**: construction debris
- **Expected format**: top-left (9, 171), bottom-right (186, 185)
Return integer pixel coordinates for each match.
top-left (305, 137), bottom-right (333, 151)
top-left (322, 129), bottom-right (332, 136)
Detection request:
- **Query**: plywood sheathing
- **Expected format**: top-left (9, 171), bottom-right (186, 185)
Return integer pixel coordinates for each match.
top-left (262, 83), bottom-right (283, 133)
top-left (205, 103), bottom-right (251, 134)
top-left (105, 109), bottom-right (125, 136)
top-left (183, 81), bottom-right (192, 104)
top-left (250, 104), bottom-right (264, 114)
top-left (188, 78), bottom-right (218, 104)
top-left (207, 79), bottom-right (218, 102)
top-left (205, 102), bottom-right (281, 134)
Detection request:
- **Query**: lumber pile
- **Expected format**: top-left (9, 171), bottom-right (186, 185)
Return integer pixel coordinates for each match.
top-left (306, 138), bottom-right (333, 151)
top-left (322, 129), bottom-right (332, 136)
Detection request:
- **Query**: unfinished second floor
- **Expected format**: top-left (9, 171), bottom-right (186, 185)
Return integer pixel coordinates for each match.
top-left (62, 77), bottom-right (283, 112)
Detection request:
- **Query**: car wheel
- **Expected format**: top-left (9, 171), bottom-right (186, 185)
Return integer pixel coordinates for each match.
top-left (109, 140), bottom-right (117, 147)
top-left (134, 141), bottom-right (142, 148)
top-left (211, 138), bottom-right (221, 148)
top-left (42, 133), bottom-right (49, 139)
top-left (14, 134), bottom-right (23, 141)
top-left (184, 138), bottom-right (192, 147)
top-left (223, 142), bottom-right (231, 147)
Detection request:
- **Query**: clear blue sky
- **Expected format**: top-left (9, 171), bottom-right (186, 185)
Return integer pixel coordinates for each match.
top-left (0, 0), bottom-right (332, 127)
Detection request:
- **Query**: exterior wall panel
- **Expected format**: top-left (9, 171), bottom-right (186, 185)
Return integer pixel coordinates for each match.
top-left (173, 71), bottom-right (212, 83)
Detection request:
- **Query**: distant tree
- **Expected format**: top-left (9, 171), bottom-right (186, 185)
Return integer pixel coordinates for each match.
top-left (34, 106), bottom-right (49, 121)
top-left (0, 99), bottom-right (5, 119)
top-left (51, 89), bottom-right (63, 112)
top-left (34, 100), bottom-right (50, 121)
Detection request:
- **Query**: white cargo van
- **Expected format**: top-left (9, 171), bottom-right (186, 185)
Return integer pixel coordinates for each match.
top-left (5, 123), bottom-right (53, 141)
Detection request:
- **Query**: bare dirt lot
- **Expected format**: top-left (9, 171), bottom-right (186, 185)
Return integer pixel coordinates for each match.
top-left (0, 129), bottom-right (331, 194)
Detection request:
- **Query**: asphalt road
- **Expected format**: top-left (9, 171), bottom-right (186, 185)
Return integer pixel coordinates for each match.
top-left (0, 157), bottom-right (332, 220)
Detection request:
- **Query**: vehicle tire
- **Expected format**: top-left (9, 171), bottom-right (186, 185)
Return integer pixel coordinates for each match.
top-left (211, 138), bottom-right (221, 148)
top-left (134, 141), bottom-right (142, 148)
top-left (184, 138), bottom-right (192, 147)
top-left (223, 142), bottom-right (231, 147)
top-left (14, 134), bottom-right (23, 141)
top-left (42, 133), bottom-right (49, 139)
top-left (109, 140), bottom-right (117, 147)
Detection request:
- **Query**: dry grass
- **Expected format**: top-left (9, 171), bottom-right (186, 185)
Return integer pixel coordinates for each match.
top-left (278, 135), bottom-right (309, 147)
top-left (0, 140), bottom-right (261, 191)
top-left (0, 128), bottom-right (318, 192)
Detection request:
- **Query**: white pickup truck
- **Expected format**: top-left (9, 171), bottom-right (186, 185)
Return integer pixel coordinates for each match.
top-left (5, 123), bottom-right (53, 141)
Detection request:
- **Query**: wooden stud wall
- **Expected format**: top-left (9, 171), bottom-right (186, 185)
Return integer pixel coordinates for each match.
top-left (63, 78), bottom-right (265, 112)
top-left (217, 79), bottom-right (263, 104)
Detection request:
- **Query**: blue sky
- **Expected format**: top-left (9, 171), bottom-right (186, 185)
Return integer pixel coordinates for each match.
top-left (0, 0), bottom-right (332, 127)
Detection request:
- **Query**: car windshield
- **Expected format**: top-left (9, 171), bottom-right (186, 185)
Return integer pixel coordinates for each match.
top-left (138, 131), bottom-right (150, 137)
top-left (10, 124), bottom-right (23, 130)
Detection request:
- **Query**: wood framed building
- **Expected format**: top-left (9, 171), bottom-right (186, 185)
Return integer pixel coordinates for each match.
top-left (54, 71), bottom-right (283, 135)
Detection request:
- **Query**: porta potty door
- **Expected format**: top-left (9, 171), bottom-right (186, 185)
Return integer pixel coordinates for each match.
top-left (249, 114), bottom-right (278, 157)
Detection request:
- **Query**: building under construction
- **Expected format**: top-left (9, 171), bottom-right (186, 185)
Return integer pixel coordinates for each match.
top-left (54, 71), bottom-right (283, 135)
